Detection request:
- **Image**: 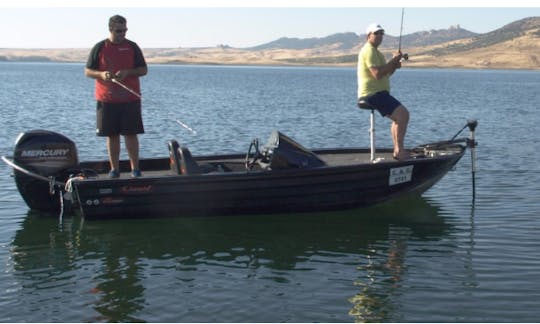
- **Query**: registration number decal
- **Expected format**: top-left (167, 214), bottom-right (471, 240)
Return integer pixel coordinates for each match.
top-left (389, 165), bottom-right (414, 186)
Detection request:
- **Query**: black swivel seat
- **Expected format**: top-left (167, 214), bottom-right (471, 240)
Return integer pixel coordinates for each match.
top-left (167, 140), bottom-right (201, 175)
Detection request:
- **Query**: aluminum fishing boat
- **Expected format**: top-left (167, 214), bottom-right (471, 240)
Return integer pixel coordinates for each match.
top-left (2, 121), bottom-right (477, 220)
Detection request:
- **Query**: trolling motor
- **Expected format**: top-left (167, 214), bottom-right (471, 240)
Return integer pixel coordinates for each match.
top-left (450, 120), bottom-right (478, 201)
top-left (414, 120), bottom-right (478, 200)
top-left (466, 120), bottom-right (478, 201)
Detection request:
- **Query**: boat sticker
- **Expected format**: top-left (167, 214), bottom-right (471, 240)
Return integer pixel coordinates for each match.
top-left (389, 165), bottom-right (414, 186)
top-left (121, 185), bottom-right (153, 193)
top-left (101, 197), bottom-right (124, 204)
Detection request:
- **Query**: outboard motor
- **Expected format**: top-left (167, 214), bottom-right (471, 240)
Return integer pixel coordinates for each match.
top-left (12, 130), bottom-right (79, 212)
top-left (261, 131), bottom-right (326, 170)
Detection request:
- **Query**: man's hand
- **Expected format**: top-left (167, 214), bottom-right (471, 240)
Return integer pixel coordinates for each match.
top-left (102, 71), bottom-right (113, 81)
top-left (114, 70), bottom-right (130, 80)
top-left (392, 51), bottom-right (403, 63)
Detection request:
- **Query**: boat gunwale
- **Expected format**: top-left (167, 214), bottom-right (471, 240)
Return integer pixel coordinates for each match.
top-left (70, 144), bottom-right (466, 186)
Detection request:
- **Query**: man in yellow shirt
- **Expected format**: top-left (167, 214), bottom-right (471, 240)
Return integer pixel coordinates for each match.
top-left (357, 23), bottom-right (409, 160)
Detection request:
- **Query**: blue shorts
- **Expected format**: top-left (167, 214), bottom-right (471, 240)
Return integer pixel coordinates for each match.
top-left (359, 91), bottom-right (402, 117)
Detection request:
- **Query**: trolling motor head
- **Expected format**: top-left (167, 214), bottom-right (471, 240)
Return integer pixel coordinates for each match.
top-left (467, 119), bottom-right (478, 132)
top-left (466, 120), bottom-right (478, 151)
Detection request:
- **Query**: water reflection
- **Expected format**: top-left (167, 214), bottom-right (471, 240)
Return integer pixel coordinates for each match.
top-left (348, 197), bottom-right (451, 322)
top-left (11, 196), bottom-right (451, 322)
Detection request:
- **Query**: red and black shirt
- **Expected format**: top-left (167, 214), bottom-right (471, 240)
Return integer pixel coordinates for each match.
top-left (86, 39), bottom-right (147, 103)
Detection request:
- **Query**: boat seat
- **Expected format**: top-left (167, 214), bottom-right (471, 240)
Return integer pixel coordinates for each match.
top-left (177, 146), bottom-right (202, 175)
top-left (167, 140), bottom-right (201, 175)
top-left (168, 140), bottom-right (182, 174)
top-left (357, 98), bottom-right (375, 111)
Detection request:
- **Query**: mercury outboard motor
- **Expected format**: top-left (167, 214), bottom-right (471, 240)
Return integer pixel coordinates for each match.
top-left (12, 130), bottom-right (79, 212)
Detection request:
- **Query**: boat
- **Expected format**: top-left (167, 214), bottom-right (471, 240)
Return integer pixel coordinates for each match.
top-left (2, 120), bottom-right (477, 220)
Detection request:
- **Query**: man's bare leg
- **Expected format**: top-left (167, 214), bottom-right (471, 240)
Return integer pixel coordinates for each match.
top-left (124, 134), bottom-right (140, 171)
top-left (388, 105), bottom-right (410, 159)
top-left (107, 135), bottom-right (121, 171)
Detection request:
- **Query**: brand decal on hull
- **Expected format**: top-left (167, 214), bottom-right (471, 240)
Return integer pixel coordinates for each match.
top-left (101, 197), bottom-right (124, 204)
top-left (20, 149), bottom-right (70, 158)
top-left (121, 185), bottom-right (153, 193)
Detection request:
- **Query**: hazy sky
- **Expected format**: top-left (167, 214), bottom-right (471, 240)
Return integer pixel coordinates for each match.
top-left (1, 1), bottom-right (539, 48)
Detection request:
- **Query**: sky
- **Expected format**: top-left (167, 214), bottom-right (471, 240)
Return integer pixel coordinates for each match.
top-left (1, 1), bottom-right (539, 49)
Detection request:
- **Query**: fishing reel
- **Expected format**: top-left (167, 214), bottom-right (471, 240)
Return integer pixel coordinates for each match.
top-left (402, 53), bottom-right (409, 61)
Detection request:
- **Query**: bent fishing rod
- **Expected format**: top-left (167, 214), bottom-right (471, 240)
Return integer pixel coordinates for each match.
top-left (398, 8), bottom-right (409, 61)
top-left (111, 78), bottom-right (197, 135)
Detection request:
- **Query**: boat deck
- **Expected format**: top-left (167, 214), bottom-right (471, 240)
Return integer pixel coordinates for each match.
top-left (320, 151), bottom-right (396, 166)
top-left (90, 151), bottom-right (403, 180)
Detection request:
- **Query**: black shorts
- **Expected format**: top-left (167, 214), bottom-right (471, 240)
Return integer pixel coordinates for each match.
top-left (96, 101), bottom-right (144, 136)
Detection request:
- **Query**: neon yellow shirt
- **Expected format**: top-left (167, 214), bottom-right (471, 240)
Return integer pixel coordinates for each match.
top-left (357, 42), bottom-right (390, 98)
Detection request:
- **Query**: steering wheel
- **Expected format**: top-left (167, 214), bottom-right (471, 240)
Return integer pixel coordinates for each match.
top-left (245, 139), bottom-right (262, 170)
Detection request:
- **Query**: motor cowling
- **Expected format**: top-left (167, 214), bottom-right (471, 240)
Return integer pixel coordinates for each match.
top-left (13, 130), bottom-right (79, 212)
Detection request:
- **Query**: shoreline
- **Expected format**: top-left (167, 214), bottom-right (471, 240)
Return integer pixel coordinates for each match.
top-left (1, 59), bottom-right (539, 71)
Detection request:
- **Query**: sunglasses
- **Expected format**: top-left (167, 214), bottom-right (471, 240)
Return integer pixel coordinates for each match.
top-left (113, 28), bottom-right (128, 34)
top-left (373, 31), bottom-right (384, 36)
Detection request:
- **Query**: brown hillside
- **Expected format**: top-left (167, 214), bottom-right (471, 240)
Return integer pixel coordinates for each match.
top-left (1, 17), bottom-right (539, 69)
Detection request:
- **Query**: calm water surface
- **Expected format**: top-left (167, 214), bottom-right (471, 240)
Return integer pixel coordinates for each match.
top-left (0, 63), bottom-right (539, 322)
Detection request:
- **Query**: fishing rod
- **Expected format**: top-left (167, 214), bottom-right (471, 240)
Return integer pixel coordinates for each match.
top-left (398, 8), bottom-right (409, 61)
top-left (112, 78), bottom-right (141, 99)
top-left (111, 78), bottom-right (197, 135)
top-left (175, 119), bottom-right (197, 135)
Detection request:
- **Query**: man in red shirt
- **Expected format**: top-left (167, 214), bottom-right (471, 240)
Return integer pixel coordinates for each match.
top-left (85, 14), bottom-right (147, 178)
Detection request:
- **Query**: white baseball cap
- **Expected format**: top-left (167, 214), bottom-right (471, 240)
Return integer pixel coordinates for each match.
top-left (366, 23), bottom-right (385, 34)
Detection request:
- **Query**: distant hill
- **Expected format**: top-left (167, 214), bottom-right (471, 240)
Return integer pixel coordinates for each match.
top-left (0, 17), bottom-right (539, 69)
top-left (419, 17), bottom-right (540, 56)
top-left (248, 26), bottom-right (477, 52)
top-left (248, 32), bottom-right (360, 51)
top-left (390, 25), bottom-right (477, 49)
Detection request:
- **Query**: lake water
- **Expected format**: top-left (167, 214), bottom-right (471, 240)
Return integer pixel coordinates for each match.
top-left (1, 62), bottom-right (539, 322)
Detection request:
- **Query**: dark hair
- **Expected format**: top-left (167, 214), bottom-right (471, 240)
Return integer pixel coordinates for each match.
top-left (108, 15), bottom-right (127, 29)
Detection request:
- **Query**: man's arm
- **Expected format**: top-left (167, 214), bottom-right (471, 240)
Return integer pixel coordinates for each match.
top-left (369, 51), bottom-right (403, 80)
top-left (85, 67), bottom-right (111, 81)
top-left (114, 66), bottom-right (147, 80)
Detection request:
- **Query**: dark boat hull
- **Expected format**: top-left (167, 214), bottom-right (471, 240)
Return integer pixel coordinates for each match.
top-left (4, 129), bottom-right (473, 220)
top-left (72, 148), bottom-right (464, 219)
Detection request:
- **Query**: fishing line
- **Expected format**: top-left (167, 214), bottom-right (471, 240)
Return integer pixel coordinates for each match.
top-left (399, 8), bottom-right (405, 52)
top-left (111, 78), bottom-right (197, 135)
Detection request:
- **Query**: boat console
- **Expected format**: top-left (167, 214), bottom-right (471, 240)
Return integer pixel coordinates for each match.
top-left (247, 131), bottom-right (326, 170)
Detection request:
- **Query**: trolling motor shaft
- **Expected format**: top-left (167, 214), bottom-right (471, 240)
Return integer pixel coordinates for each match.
top-left (467, 120), bottom-right (478, 201)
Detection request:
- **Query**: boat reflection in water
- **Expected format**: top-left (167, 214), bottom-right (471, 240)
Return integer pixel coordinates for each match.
top-left (10, 196), bottom-right (450, 322)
